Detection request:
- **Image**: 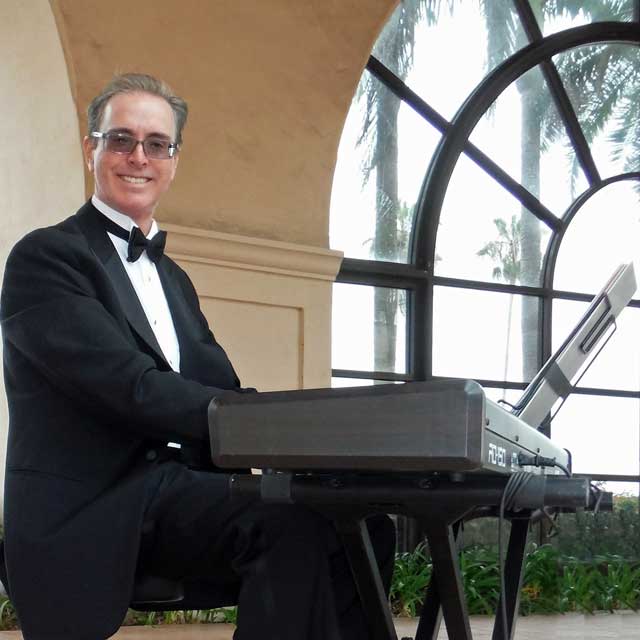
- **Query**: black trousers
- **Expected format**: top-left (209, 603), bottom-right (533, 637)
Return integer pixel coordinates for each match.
top-left (138, 461), bottom-right (396, 640)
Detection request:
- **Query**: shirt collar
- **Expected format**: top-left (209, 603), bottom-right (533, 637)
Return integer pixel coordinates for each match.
top-left (91, 194), bottom-right (159, 239)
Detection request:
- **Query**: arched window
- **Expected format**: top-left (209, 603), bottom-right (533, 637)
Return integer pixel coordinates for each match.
top-left (330, 1), bottom-right (640, 498)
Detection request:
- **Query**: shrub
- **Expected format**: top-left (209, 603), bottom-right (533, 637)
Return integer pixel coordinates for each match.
top-left (390, 544), bottom-right (640, 617)
top-left (389, 542), bottom-right (432, 617)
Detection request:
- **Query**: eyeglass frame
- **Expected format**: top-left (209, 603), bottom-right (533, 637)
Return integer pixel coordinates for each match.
top-left (89, 130), bottom-right (179, 159)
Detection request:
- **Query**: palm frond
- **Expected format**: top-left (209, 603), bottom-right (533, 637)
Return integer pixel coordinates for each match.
top-left (608, 93), bottom-right (640, 186)
top-left (357, 0), bottom-right (443, 186)
top-left (480, 0), bottom-right (519, 69)
top-left (547, 0), bottom-right (633, 22)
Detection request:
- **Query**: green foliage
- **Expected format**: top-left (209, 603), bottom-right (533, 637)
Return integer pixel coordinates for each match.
top-left (558, 555), bottom-right (640, 614)
top-left (462, 501), bottom-right (640, 561)
top-left (477, 216), bottom-right (521, 285)
top-left (459, 546), bottom-right (501, 614)
top-left (2, 546), bottom-right (638, 629)
top-left (389, 543), bottom-right (640, 618)
top-left (0, 599), bottom-right (238, 631)
top-left (1, 502), bottom-right (638, 629)
top-left (0, 596), bottom-right (18, 630)
top-left (389, 542), bottom-right (432, 616)
top-left (519, 544), bottom-right (563, 614)
top-left (553, 503), bottom-right (640, 560)
top-left (122, 607), bottom-right (237, 626)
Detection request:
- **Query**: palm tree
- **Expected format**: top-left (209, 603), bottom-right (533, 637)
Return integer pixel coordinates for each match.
top-left (478, 216), bottom-right (521, 391)
top-left (357, 0), bottom-right (638, 380)
top-left (357, 0), bottom-right (439, 374)
top-left (515, 0), bottom-right (638, 380)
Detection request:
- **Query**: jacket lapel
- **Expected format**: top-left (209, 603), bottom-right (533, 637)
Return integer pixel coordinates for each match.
top-left (75, 202), bottom-right (169, 368)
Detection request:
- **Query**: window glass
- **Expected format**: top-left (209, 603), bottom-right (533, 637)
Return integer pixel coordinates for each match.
top-left (373, 1), bottom-right (524, 120)
top-left (332, 283), bottom-right (407, 373)
top-left (469, 65), bottom-right (589, 218)
top-left (553, 43), bottom-right (640, 179)
top-left (551, 394), bottom-right (639, 476)
top-left (434, 153), bottom-right (551, 286)
top-left (600, 481), bottom-right (640, 498)
top-left (329, 71), bottom-right (437, 262)
top-left (331, 378), bottom-right (404, 388)
top-left (537, 7), bottom-right (592, 36)
top-left (553, 300), bottom-right (640, 392)
top-left (484, 386), bottom-right (526, 408)
top-left (539, 2), bottom-right (637, 37)
top-left (554, 181), bottom-right (640, 294)
top-left (331, 378), bottom-right (374, 388)
top-left (432, 287), bottom-right (540, 383)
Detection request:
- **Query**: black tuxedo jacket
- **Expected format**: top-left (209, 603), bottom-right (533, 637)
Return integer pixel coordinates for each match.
top-left (1, 202), bottom-right (243, 639)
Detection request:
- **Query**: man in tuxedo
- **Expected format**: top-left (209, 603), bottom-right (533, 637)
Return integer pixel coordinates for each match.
top-left (0, 73), bottom-right (395, 639)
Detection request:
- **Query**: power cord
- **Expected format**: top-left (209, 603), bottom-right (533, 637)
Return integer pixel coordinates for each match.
top-left (497, 471), bottom-right (535, 640)
top-left (517, 453), bottom-right (571, 478)
top-left (497, 458), bottom-right (572, 638)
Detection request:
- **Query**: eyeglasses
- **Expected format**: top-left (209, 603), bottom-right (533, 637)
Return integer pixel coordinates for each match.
top-left (90, 131), bottom-right (178, 159)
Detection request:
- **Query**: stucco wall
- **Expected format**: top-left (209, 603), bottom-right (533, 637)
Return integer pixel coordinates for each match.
top-left (50, 0), bottom-right (396, 246)
top-left (0, 1), bottom-right (84, 515)
top-left (0, 0), bottom-right (397, 518)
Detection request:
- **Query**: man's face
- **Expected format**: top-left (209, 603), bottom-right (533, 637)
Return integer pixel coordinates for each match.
top-left (82, 91), bottom-right (179, 223)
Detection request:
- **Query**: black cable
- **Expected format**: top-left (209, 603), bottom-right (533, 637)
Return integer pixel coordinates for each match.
top-left (498, 460), bottom-right (574, 637)
top-left (517, 453), bottom-right (572, 477)
top-left (498, 471), bottom-right (535, 640)
top-left (553, 461), bottom-right (571, 478)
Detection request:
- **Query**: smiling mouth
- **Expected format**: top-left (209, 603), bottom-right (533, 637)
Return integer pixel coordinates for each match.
top-left (120, 176), bottom-right (151, 184)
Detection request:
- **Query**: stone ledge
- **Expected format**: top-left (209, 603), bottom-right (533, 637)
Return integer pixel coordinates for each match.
top-left (164, 223), bottom-right (344, 282)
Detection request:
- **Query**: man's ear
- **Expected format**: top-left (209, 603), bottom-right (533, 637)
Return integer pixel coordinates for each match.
top-left (82, 136), bottom-right (95, 173)
top-left (170, 153), bottom-right (179, 181)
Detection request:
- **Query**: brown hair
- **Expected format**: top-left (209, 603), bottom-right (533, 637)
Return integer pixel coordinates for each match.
top-left (87, 73), bottom-right (188, 145)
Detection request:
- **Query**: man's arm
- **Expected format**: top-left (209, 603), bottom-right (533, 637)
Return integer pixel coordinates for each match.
top-left (1, 227), bottom-right (225, 444)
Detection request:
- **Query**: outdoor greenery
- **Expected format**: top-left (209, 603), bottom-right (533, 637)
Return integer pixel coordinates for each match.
top-left (1, 502), bottom-right (637, 629)
top-left (0, 599), bottom-right (239, 631)
top-left (358, 0), bottom-right (639, 379)
top-left (392, 543), bottom-right (640, 618)
top-left (391, 499), bottom-right (640, 617)
top-left (461, 495), bottom-right (640, 559)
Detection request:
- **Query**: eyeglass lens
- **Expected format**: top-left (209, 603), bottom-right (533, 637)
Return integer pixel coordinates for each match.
top-left (104, 132), bottom-right (174, 159)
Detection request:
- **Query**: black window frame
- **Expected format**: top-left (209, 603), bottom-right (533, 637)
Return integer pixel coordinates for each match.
top-left (332, 6), bottom-right (640, 491)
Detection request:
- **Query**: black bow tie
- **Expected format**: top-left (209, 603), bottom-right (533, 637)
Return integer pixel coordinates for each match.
top-left (126, 227), bottom-right (167, 263)
top-left (97, 212), bottom-right (167, 264)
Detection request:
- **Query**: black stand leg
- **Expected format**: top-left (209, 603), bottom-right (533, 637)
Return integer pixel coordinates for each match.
top-left (414, 569), bottom-right (443, 640)
top-left (335, 518), bottom-right (398, 640)
top-left (423, 523), bottom-right (472, 640)
top-left (492, 518), bottom-right (529, 640)
top-left (415, 520), bottom-right (463, 640)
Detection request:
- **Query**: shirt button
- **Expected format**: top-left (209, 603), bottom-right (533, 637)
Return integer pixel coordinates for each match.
top-left (145, 449), bottom-right (158, 462)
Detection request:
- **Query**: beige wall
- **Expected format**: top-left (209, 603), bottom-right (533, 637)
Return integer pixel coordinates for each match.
top-left (0, 0), bottom-right (397, 516)
top-left (166, 225), bottom-right (342, 391)
top-left (0, 1), bottom-right (85, 514)
top-left (50, 0), bottom-right (396, 245)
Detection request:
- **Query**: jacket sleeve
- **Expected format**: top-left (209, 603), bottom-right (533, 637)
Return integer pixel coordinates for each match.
top-left (1, 227), bottom-right (226, 444)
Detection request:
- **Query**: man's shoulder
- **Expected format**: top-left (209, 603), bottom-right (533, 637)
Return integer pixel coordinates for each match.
top-left (13, 205), bottom-right (87, 250)
top-left (6, 204), bottom-right (95, 274)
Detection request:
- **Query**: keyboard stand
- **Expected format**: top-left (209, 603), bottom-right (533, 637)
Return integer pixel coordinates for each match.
top-left (229, 472), bottom-right (600, 640)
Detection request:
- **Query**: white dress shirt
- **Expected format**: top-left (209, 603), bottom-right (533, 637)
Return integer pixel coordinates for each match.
top-left (91, 195), bottom-right (181, 372)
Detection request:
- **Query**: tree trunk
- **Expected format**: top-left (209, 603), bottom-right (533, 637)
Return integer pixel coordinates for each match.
top-left (373, 53), bottom-right (401, 373)
top-left (503, 293), bottom-right (514, 398)
top-left (519, 71), bottom-right (543, 382)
